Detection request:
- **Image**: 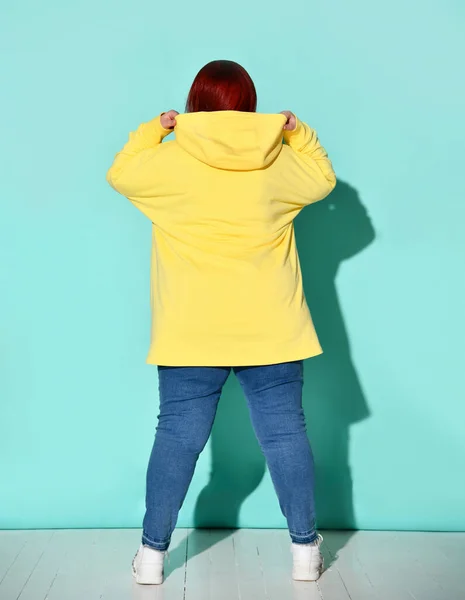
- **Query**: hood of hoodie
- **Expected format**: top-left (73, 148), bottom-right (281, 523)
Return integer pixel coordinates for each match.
top-left (174, 111), bottom-right (287, 171)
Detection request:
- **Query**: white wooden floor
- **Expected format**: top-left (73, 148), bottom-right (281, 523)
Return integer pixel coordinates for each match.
top-left (1, 528), bottom-right (464, 600)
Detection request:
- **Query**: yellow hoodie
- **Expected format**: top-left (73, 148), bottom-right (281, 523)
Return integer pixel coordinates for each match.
top-left (107, 111), bottom-right (336, 366)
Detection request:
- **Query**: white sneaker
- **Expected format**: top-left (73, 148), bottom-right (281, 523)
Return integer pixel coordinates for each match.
top-left (291, 533), bottom-right (324, 581)
top-left (132, 543), bottom-right (166, 585)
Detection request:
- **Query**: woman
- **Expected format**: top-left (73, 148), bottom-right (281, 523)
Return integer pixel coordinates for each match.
top-left (107, 60), bottom-right (336, 585)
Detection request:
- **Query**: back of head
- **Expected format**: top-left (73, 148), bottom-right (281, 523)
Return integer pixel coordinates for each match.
top-left (177, 60), bottom-right (284, 171)
top-left (186, 60), bottom-right (257, 113)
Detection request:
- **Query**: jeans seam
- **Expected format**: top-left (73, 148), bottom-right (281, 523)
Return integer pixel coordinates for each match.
top-left (290, 531), bottom-right (318, 544)
top-left (290, 529), bottom-right (317, 537)
top-left (142, 531), bottom-right (171, 547)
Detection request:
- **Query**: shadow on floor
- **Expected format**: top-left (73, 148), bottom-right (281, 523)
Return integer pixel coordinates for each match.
top-left (167, 180), bottom-right (375, 573)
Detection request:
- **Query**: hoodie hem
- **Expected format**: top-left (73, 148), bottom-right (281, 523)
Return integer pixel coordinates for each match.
top-left (145, 346), bottom-right (323, 367)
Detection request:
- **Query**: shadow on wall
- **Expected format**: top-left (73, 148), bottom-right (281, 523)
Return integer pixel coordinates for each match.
top-left (167, 180), bottom-right (375, 572)
top-left (298, 179), bottom-right (374, 534)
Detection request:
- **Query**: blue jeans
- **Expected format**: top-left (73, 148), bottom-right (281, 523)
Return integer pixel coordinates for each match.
top-left (142, 361), bottom-right (317, 550)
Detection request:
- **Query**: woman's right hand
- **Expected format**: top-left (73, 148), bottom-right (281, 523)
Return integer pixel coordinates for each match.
top-left (160, 110), bottom-right (179, 130)
top-left (280, 111), bottom-right (296, 131)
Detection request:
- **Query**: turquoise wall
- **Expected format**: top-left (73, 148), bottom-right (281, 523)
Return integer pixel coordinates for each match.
top-left (2, 0), bottom-right (464, 531)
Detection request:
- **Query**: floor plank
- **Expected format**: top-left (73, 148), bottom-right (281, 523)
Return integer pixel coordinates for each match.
top-left (0, 530), bottom-right (30, 586)
top-left (183, 529), bottom-right (212, 600)
top-left (0, 530), bottom-right (54, 600)
top-left (393, 531), bottom-right (465, 599)
top-left (315, 535), bottom-right (351, 600)
top-left (322, 531), bottom-right (378, 599)
top-left (15, 530), bottom-right (67, 600)
top-left (44, 529), bottom-right (110, 600)
top-left (208, 530), bottom-right (239, 600)
top-left (257, 529), bottom-right (324, 600)
top-left (335, 531), bottom-right (424, 600)
top-left (0, 528), bottom-right (464, 600)
top-left (184, 529), bottom-right (239, 600)
top-left (232, 529), bottom-right (266, 600)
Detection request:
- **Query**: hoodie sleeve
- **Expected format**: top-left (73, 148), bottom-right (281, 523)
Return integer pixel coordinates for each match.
top-left (106, 116), bottom-right (173, 197)
top-left (283, 117), bottom-right (336, 205)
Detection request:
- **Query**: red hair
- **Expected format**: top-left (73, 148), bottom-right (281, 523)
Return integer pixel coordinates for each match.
top-left (186, 60), bottom-right (257, 113)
